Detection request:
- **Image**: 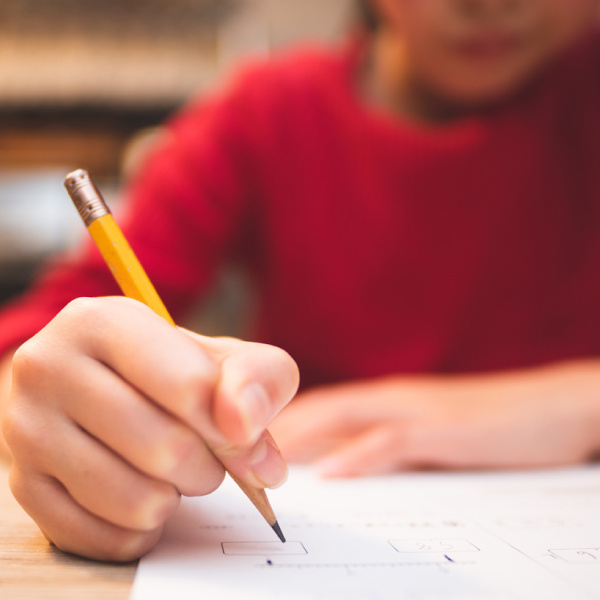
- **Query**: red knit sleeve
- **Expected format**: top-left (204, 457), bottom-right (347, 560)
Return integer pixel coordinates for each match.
top-left (0, 71), bottom-right (262, 357)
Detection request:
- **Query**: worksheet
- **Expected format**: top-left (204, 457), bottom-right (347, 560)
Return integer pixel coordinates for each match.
top-left (130, 466), bottom-right (600, 600)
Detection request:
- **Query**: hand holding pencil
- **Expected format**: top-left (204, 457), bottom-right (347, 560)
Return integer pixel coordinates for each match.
top-left (3, 171), bottom-right (298, 562)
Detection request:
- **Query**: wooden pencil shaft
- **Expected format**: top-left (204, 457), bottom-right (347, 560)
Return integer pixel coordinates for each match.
top-left (88, 215), bottom-right (175, 325)
top-left (228, 473), bottom-right (277, 526)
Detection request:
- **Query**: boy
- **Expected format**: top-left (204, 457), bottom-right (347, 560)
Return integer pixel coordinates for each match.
top-left (1, 0), bottom-right (600, 561)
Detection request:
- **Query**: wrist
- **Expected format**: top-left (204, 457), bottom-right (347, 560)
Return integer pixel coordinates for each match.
top-left (556, 359), bottom-right (600, 460)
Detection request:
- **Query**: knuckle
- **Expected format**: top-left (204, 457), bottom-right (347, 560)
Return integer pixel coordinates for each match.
top-left (7, 465), bottom-right (29, 505)
top-left (54, 525), bottom-right (162, 563)
top-left (178, 463), bottom-right (225, 497)
top-left (177, 367), bottom-right (209, 400)
top-left (59, 296), bottom-right (100, 323)
top-left (211, 438), bottom-right (246, 460)
top-left (172, 362), bottom-right (219, 417)
top-left (167, 428), bottom-right (203, 466)
top-left (7, 466), bottom-right (48, 520)
top-left (12, 334), bottom-right (69, 391)
top-left (1, 409), bottom-right (20, 456)
top-left (12, 339), bottom-right (47, 383)
top-left (2, 404), bottom-right (44, 460)
top-left (150, 425), bottom-right (202, 478)
top-left (129, 482), bottom-right (180, 530)
top-left (180, 357), bottom-right (219, 394)
top-left (199, 464), bottom-right (226, 495)
top-left (98, 528), bottom-right (163, 563)
top-left (151, 427), bottom-right (226, 496)
top-left (59, 297), bottom-right (128, 335)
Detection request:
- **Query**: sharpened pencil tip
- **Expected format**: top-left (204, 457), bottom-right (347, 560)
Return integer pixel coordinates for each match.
top-left (272, 521), bottom-right (286, 543)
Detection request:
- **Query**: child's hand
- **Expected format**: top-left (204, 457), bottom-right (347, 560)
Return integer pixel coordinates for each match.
top-left (272, 362), bottom-right (600, 477)
top-left (2, 296), bottom-right (299, 561)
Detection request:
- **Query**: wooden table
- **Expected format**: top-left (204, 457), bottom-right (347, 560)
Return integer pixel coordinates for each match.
top-left (0, 461), bottom-right (136, 599)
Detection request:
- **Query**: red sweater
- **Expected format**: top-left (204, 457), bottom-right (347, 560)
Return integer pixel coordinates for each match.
top-left (2, 33), bottom-right (600, 388)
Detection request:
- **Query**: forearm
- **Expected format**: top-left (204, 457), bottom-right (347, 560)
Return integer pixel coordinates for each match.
top-left (452, 358), bottom-right (600, 443)
top-left (420, 358), bottom-right (600, 465)
top-left (0, 349), bottom-right (16, 461)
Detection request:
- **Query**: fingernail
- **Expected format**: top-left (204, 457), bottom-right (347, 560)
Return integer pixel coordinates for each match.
top-left (249, 438), bottom-right (288, 489)
top-left (236, 383), bottom-right (271, 441)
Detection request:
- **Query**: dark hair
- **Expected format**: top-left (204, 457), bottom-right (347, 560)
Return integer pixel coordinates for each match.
top-left (357, 0), bottom-right (378, 31)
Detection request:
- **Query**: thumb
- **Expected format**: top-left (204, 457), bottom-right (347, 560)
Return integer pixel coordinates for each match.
top-left (211, 338), bottom-right (300, 445)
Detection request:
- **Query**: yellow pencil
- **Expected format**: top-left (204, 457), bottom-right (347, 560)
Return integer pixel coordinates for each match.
top-left (64, 168), bottom-right (285, 543)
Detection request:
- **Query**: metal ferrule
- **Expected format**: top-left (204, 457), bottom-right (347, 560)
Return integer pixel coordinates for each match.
top-left (64, 169), bottom-right (111, 227)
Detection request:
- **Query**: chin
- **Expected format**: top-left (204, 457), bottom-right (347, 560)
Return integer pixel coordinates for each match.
top-left (434, 71), bottom-right (537, 109)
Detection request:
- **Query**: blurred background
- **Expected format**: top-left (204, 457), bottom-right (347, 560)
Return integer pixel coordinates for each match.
top-left (0, 0), bottom-right (356, 320)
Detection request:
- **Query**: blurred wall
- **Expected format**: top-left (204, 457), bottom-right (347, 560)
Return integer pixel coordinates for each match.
top-left (0, 0), bottom-right (356, 305)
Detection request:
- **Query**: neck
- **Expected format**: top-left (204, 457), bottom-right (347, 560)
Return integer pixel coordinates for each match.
top-left (361, 28), bottom-right (470, 124)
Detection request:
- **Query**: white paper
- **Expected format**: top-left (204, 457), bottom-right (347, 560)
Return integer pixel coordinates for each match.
top-left (130, 466), bottom-right (600, 600)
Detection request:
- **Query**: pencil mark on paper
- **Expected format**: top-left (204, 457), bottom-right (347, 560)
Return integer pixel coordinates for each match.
top-left (255, 560), bottom-right (476, 570)
top-left (389, 538), bottom-right (480, 553)
top-left (549, 548), bottom-right (600, 562)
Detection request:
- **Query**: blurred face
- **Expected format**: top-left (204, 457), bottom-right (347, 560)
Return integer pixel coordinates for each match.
top-left (372, 0), bottom-right (599, 105)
